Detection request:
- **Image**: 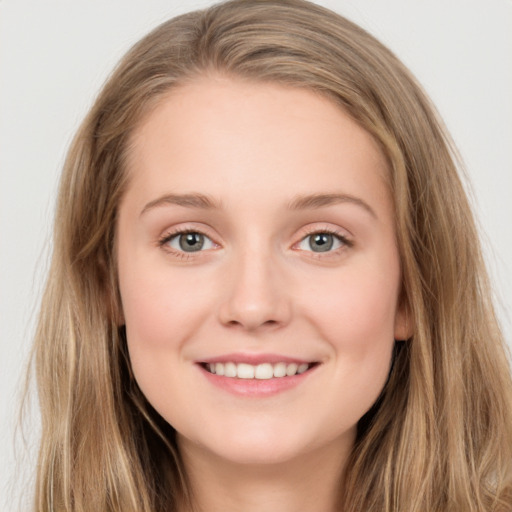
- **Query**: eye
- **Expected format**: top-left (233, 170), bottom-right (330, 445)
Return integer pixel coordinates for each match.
top-left (161, 231), bottom-right (216, 253)
top-left (297, 231), bottom-right (348, 253)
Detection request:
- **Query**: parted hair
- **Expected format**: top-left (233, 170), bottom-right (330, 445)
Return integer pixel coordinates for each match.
top-left (31, 0), bottom-right (512, 510)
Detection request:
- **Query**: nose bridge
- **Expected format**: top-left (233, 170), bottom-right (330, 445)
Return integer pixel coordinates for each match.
top-left (219, 238), bottom-right (291, 331)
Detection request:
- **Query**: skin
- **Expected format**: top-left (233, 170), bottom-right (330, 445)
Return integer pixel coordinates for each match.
top-left (117, 75), bottom-right (409, 512)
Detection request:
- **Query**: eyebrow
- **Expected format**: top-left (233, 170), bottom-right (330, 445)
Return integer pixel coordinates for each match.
top-left (140, 193), bottom-right (221, 216)
top-left (140, 191), bottom-right (376, 219)
top-left (288, 193), bottom-right (377, 218)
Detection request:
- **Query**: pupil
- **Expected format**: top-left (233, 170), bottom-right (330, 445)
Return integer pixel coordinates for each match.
top-left (179, 233), bottom-right (204, 252)
top-left (311, 233), bottom-right (333, 252)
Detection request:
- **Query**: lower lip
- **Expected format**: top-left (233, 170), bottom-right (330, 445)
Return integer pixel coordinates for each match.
top-left (198, 364), bottom-right (317, 397)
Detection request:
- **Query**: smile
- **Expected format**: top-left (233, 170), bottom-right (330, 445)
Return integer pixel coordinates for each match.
top-left (203, 361), bottom-right (313, 379)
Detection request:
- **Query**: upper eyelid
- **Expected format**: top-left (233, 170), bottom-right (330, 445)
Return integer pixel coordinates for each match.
top-left (159, 231), bottom-right (217, 250)
top-left (298, 225), bottom-right (352, 242)
top-left (302, 227), bottom-right (345, 237)
top-left (159, 224), bottom-right (217, 242)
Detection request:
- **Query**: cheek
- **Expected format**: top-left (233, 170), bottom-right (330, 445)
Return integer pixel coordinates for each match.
top-left (119, 263), bottom-right (224, 401)
top-left (300, 256), bottom-right (401, 398)
top-left (120, 265), bottom-right (208, 346)
top-left (308, 263), bottom-right (399, 343)
top-left (121, 279), bottom-right (175, 353)
top-left (119, 267), bottom-right (207, 413)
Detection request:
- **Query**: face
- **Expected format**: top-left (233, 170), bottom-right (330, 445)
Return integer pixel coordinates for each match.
top-left (117, 76), bottom-right (409, 467)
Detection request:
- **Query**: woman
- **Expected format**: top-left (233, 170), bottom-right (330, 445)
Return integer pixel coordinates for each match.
top-left (31, 0), bottom-right (512, 510)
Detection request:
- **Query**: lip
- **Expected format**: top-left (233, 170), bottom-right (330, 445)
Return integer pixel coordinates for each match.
top-left (196, 354), bottom-right (320, 397)
top-left (199, 352), bottom-right (313, 365)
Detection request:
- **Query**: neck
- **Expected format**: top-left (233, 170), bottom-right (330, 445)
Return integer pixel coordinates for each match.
top-left (177, 434), bottom-right (353, 512)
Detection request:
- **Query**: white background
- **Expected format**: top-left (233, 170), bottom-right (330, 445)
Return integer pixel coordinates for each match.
top-left (1, 0), bottom-right (511, 509)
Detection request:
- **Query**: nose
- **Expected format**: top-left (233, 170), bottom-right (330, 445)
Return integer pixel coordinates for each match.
top-left (217, 248), bottom-right (292, 332)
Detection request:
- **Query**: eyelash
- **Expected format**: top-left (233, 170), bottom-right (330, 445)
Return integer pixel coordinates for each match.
top-left (157, 228), bottom-right (215, 260)
top-left (299, 227), bottom-right (353, 253)
top-left (157, 226), bottom-right (353, 259)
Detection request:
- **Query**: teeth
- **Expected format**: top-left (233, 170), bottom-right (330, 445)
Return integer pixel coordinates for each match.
top-left (297, 363), bottom-right (309, 374)
top-left (204, 361), bottom-right (312, 379)
top-left (273, 362), bottom-right (287, 378)
top-left (286, 363), bottom-right (298, 376)
top-left (237, 363), bottom-right (255, 379)
top-left (255, 363), bottom-right (273, 379)
top-left (224, 362), bottom-right (237, 377)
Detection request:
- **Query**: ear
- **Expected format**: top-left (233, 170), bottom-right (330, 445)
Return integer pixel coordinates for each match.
top-left (394, 299), bottom-right (414, 341)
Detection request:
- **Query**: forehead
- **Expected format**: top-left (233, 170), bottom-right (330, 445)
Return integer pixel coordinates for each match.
top-left (123, 76), bottom-right (391, 215)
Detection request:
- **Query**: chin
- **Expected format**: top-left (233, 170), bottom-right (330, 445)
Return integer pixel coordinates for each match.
top-left (178, 418), bottom-right (351, 468)
top-left (219, 439), bottom-right (302, 466)
top-left (203, 441), bottom-right (308, 467)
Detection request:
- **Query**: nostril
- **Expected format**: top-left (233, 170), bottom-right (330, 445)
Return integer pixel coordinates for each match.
top-left (218, 288), bottom-right (292, 331)
top-left (226, 318), bottom-right (279, 329)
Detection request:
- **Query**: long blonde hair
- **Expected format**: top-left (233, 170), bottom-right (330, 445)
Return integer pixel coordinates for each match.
top-left (31, 0), bottom-right (512, 510)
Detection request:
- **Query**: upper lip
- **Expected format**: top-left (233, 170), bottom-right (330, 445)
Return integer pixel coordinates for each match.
top-left (198, 353), bottom-right (316, 365)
